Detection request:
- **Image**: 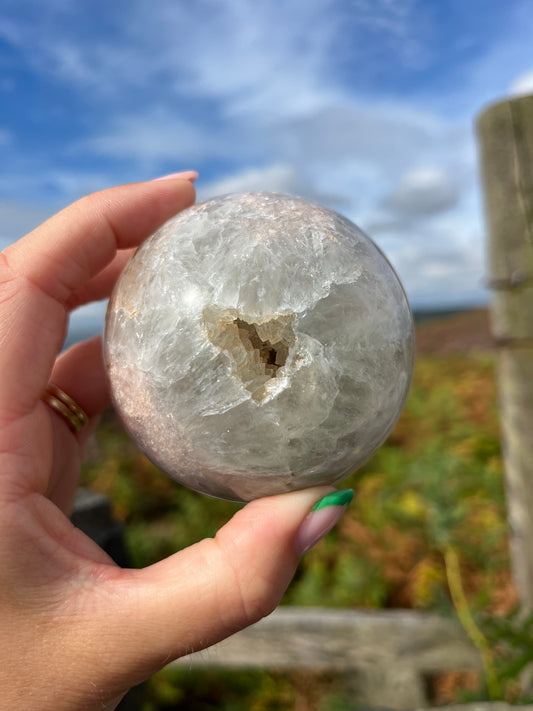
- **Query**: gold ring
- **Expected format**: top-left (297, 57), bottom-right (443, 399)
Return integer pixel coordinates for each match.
top-left (41, 383), bottom-right (89, 433)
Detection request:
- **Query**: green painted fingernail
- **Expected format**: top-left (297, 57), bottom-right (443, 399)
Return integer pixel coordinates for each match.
top-left (310, 489), bottom-right (354, 511)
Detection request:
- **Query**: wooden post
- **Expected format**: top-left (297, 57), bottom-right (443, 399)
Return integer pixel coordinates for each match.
top-left (477, 95), bottom-right (533, 610)
top-left (173, 607), bottom-right (481, 709)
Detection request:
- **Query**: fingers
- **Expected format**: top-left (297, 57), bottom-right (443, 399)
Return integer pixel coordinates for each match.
top-left (66, 248), bottom-right (136, 310)
top-left (3, 336), bottom-right (109, 506)
top-left (50, 335), bottom-right (109, 420)
top-left (4, 179), bottom-right (196, 305)
top-left (0, 178), bottom-right (195, 416)
top-left (87, 486), bottom-right (351, 688)
top-left (2, 487), bottom-right (351, 709)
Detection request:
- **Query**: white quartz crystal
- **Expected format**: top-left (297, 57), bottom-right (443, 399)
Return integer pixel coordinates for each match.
top-left (104, 192), bottom-right (415, 501)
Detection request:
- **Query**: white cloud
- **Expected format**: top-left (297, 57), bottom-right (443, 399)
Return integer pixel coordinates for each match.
top-left (382, 166), bottom-right (459, 216)
top-left (509, 69), bottom-right (533, 97)
top-left (0, 0), bottom-right (428, 117)
top-left (198, 164), bottom-right (347, 207)
top-left (270, 102), bottom-right (443, 167)
top-left (79, 111), bottom-right (223, 166)
top-left (380, 216), bottom-right (487, 308)
top-left (5, 0), bottom-right (520, 309)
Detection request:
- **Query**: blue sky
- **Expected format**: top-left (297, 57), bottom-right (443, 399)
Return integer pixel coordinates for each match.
top-left (2, 0), bottom-right (533, 333)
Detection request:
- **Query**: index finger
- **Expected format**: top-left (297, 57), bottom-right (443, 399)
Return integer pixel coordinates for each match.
top-left (0, 178), bottom-right (196, 417)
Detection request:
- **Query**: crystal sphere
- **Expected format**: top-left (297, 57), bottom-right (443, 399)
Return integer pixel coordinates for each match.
top-left (104, 193), bottom-right (415, 501)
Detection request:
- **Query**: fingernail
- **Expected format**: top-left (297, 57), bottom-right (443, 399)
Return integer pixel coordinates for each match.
top-left (295, 489), bottom-right (354, 555)
top-left (153, 170), bottom-right (199, 183)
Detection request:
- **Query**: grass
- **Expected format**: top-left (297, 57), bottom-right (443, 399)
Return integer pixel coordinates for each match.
top-left (81, 349), bottom-right (522, 708)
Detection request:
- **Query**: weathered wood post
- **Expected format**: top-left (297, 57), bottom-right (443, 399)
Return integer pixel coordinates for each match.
top-left (477, 95), bottom-right (533, 610)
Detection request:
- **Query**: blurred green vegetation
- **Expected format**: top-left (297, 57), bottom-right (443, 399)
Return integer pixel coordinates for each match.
top-left (141, 669), bottom-right (353, 711)
top-left (82, 351), bottom-right (523, 708)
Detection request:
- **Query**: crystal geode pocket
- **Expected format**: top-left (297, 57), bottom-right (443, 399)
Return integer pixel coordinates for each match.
top-left (104, 192), bottom-right (415, 501)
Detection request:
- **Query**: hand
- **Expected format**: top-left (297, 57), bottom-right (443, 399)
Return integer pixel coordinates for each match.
top-left (0, 175), bottom-right (351, 710)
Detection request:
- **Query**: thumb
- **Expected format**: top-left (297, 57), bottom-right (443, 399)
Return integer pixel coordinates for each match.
top-left (90, 486), bottom-right (353, 688)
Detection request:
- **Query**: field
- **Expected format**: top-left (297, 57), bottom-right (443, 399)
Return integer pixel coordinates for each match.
top-left (81, 308), bottom-right (528, 709)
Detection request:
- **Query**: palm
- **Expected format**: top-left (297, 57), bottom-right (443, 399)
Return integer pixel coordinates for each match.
top-left (5, 401), bottom-right (113, 574)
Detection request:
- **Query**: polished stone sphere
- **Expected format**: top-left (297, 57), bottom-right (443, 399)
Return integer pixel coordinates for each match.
top-left (104, 193), bottom-right (415, 501)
